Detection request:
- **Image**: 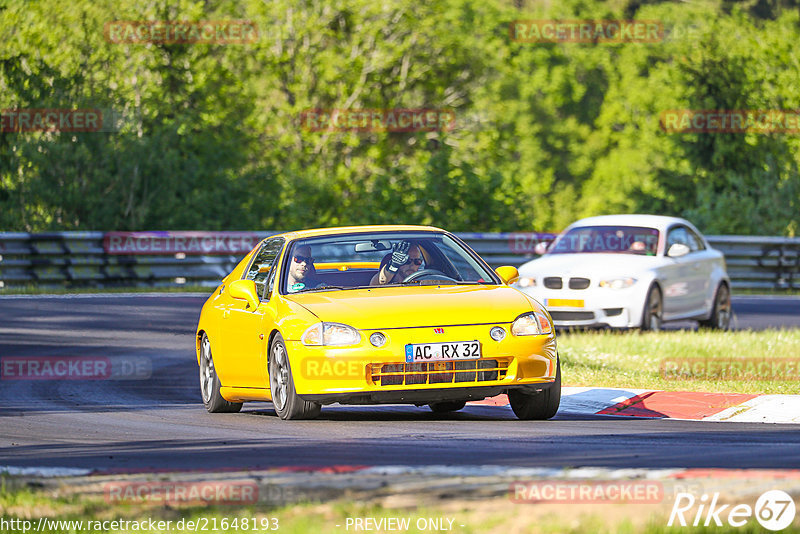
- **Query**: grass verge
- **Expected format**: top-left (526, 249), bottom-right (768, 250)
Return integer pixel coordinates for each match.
top-left (559, 329), bottom-right (800, 394)
top-left (4, 479), bottom-right (796, 534)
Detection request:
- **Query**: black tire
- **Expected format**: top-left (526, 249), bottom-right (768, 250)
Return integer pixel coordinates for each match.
top-left (508, 356), bottom-right (561, 420)
top-left (641, 284), bottom-right (663, 331)
top-left (268, 333), bottom-right (321, 420)
top-left (199, 333), bottom-right (243, 413)
top-left (700, 283), bottom-right (731, 330)
top-left (428, 400), bottom-right (467, 413)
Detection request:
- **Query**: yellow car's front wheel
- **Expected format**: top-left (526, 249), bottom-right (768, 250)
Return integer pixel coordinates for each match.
top-left (269, 333), bottom-right (321, 420)
top-left (508, 356), bottom-right (561, 420)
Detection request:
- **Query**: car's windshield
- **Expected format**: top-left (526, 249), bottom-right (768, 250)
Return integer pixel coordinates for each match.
top-left (548, 225), bottom-right (659, 255)
top-left (281, 231), bottom-right (498, 294)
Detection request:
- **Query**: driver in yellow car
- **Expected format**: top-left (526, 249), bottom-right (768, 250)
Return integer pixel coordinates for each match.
top-left (286, 244), bottom-right (323, 293)
top-left (370, 240), bottom-right (424, 285)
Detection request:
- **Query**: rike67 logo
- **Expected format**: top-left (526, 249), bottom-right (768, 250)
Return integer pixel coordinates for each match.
top-left (669, 490), bottom-right (796, 531)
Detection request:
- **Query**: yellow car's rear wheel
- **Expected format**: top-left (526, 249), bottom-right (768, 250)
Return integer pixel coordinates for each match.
top-left (269, 333), bottom-right (321, 420)
top-left (199, 333), bottom-right (242, 414)
top-left (508, 356), bottom-right (561, 420)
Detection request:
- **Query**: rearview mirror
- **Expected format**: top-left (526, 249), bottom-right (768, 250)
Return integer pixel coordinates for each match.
top-left (533, 241), bottom-right (550, 255)
top-left (228, 279), bottom-right (260, 310)
top-left (354, 240), bottom-right (392, 252)
top-left (495, 266), bottom-right (519, 285)
top-left (667, 243), bottom-right (690, 258)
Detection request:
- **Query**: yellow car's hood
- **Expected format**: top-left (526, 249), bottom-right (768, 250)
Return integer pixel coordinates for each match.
top-left (284, 285), bottom-right (535, 330)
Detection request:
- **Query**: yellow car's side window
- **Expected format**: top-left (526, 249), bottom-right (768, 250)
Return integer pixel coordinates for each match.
top-left (244, 238), bottom-right (284, 300)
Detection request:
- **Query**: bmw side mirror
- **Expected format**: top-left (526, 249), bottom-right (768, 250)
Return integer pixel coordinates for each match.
top-left (534, 241), bottom-right (550, 255)
top-left (667, 243), bottom-right (690, 258)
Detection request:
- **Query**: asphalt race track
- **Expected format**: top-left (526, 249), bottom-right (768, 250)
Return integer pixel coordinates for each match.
top-left (1, 294), bottom-right (799, 472)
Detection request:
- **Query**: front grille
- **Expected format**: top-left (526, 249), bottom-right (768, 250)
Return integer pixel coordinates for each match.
top-left (543, 277), bottom-right (563, 289)
top-left (369, 359), bottom-right (510, 387)
top-left (568, 277), bottom-right (591, 289)
top-left (550, 311), bottom-right (595, 321)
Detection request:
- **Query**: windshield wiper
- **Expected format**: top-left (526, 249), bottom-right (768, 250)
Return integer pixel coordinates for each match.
top-left (296, 285), bottom-right (345, 293)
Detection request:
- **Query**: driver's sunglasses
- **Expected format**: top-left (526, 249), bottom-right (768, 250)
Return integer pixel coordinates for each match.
top-left (293, 254), bottom-right (314, 264)
top-left (405, 258), bottom-right (423, 265)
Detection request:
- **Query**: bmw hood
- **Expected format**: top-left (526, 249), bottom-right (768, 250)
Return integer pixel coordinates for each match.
top-left (284, 285), bottom-right (537, 330)
top-left (518, 253), bottom-right (663, 279)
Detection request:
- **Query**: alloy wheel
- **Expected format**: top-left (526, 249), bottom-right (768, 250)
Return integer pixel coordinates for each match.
top-left (271, 342), bottom-right (289, 411)
top-left (716, 285), bottom-right (731, 329)
top-left (200, 336), bottom-right (215, 404)
top-left (648, 288), bottom-right (662, 330)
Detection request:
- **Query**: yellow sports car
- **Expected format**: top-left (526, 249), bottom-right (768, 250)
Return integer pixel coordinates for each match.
top-left (195, 225), bottom-right (559, 420)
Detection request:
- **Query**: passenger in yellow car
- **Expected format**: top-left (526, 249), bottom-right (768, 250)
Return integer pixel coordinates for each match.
top-left (286, 244), bottom-right (323, 293)
top-left (370, 240), bottom-right (423, 285)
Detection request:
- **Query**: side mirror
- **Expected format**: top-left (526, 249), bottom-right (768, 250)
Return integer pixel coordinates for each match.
top-left (228, 279), bottom-right (260, 310)
top-left (495, 266), bottom-right (520, 285)
top-left (667, 243), bottom-right (690, 258)
top-left (533, 241), bottom-right (550, 255)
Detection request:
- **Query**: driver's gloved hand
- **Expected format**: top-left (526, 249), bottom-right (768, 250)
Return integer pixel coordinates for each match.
top-left (387, 241), bottom-right (410, 273)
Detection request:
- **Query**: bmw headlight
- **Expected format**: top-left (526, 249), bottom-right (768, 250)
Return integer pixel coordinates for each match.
top-left (598, 278), bottom-right (637, 289)
top-left (516, 277), bottom-right (537, 288)
top-left (301, 322), bottom-right (361, 346)
top-left (511, 312), bottom-right (553, 336)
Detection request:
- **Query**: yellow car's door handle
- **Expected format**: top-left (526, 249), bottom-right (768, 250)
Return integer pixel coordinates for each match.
top-left (222, 310), bottom-right (231, 319)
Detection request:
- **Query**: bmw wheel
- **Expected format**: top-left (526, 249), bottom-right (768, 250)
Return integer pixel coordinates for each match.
top-left (199, 333), bottom-right (243, 413)
top-left (700, 283), bottom-right (731, 330)
top-left (269, 333), bottom-right (321, 420)
top-left (641, 284), bottom-right (663, 331)
top-left (508, 356), bottom-right (561, 420)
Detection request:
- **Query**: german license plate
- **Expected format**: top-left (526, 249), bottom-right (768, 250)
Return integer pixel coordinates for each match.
top-left (545, 298), bottom-right (585, 307)
top-left (405, 341), bottom-right (481, 363)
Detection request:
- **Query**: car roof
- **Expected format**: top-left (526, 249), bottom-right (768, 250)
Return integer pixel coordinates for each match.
top-left (565, 214), bottom-right (695, 233)
top-left (269, 225), bottom-right (445, 241)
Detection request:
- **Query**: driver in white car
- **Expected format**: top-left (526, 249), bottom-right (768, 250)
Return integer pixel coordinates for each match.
top-left (370, 240), bottom-right (424, 285)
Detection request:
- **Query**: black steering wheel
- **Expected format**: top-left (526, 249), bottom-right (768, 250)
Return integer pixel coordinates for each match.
top-left (401, 268), bottom-right (459, 284)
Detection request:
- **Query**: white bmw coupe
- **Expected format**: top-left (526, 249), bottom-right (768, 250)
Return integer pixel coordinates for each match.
top-left (514, 215), bottom-right (731, 330)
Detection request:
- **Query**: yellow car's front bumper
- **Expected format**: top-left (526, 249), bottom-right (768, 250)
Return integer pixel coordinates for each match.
top-left (286, 324), bottom-right (557, 404)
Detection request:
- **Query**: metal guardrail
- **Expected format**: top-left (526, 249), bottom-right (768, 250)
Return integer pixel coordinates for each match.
top-left (0, 231), bottom-right (798, 291)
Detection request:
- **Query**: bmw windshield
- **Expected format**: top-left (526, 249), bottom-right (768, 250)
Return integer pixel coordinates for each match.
top-left (548, 226), bottom-right (659, 255)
